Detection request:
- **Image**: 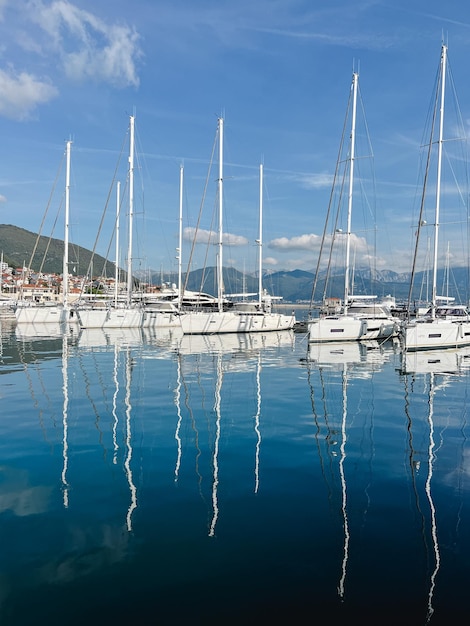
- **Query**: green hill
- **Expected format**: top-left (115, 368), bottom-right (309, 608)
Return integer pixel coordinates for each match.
top-left (0, 224), bottom-right (111, 276)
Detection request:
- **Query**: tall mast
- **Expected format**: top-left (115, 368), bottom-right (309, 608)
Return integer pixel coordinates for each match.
top-left (177, 165), bottom-right (184, 309)
top-left (63, 139), bottom-right (72, 310)
top-left (431, 44), bottom-right (447, 318)
top-left (343, 72), bottom-right (358, 316)
top-left (126, 115), bottom-right (135, 306)
top-left (115, 180), bottom-right (121, 306)
top-left (258, 163), bottom-right (263, 308)
top-left (217, 117), bottom-right (224, 312)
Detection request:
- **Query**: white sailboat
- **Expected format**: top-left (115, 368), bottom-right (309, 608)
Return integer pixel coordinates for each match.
top-left (401, 44), bottom-right (470, 351)
top-left (141, 164), bottom-right (184, 330)
top-left (77, 115), bottom-right (144, 330)
top-left (181, 118), bottom-right (295, 335)
top-left (15, 140), bottom-right (79, 327)
top-left (308, 71), bottom-right (399, 343)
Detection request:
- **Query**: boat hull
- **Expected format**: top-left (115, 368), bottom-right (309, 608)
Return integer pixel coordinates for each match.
top-left (15, 304), bottom-right (79, 325)
top-left (180, 311), bottom-right (295, 335)
top-left (308, 316), bottom-right (368, 343)
top-left (77, 307), bottom-right (143, 329)
top-left (402, 319), bottom-right (470, 351)
top-left (142, 311), bottom-right (182, 329)
top-left (360, 318), bottom-right (399, 341)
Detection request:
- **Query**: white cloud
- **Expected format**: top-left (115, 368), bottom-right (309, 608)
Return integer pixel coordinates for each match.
top-left (0, 194), bottom-right (6, 202)
top-left (268, 232), bottom-right (370, 257)
top-left (269, 233), bottom-right (322, 251)
top-left (27, 0), bottom-right (143, 87)
top-left (263, 256), bottom-right (278, 266)
top-left (0, 67), bottom-right (58, 119)
top-left (183, 226), bottom-right (248, 246)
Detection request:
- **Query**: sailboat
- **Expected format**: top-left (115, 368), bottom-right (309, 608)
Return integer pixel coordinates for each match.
top-left (308, 71), bottom-right (399, 343)
top-left (401, 44), bottom-right (470, 351)
top-left (77, 116), bottom-right (144, 329)
top-left (180, 118), bottom-right (295, 335)
top-left (141, 164), bottom-right (186, 329)
top-left (15, 140), bottom-right (79, 327)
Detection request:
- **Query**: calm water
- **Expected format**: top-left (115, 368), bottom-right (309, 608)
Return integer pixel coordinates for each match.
top-left (1, 320), bottom-right (470, 625)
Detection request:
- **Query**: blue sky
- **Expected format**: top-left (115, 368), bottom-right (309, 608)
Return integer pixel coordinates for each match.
top-left (0, 0), bottom-right (469, 278)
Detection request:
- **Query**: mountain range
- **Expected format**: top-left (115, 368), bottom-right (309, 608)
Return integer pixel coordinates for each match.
top-left (1, 223), bottom-right (469, 304)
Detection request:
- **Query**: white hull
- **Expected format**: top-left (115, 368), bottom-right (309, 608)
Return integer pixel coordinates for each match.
top-left (180, 310), bottom-right (295, 335)
top-left (403, 319), bottom-right (470, 351)
top-left (308, 315), bottom-right (367, 342)
top-left (360, 317), bottom-right (398, 341)
top-left (77, 306), bottom-right (143, 329)
top-left (15, 304), bottom-right (79, 325)
top-left (308, 314), bottom-right (398, 343)
top-left (142, 306), bottom-right (182, 329)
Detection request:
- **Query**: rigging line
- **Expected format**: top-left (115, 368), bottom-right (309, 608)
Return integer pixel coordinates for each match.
top-left (321, 162), bottom-right (349, 304)
top-left (76, 345), bottom-right (108, 465)
top-left (305, 356), bottom-right (331, 506)
top-left (198, 192), bottom-right (218, 297)
top-left (406, 68), bottom-right (440, 320)
top-left (357, 80), bottom-right (378, 281)
top-left (318, 365), bottom-right (340, 506)
top-left (37, 194), bottom-right (64, 280)
top-left (26, 149), bottom-right (65, 276)
top-left (180, 351), bottom-right (205, 503)
top-left (402, 369), bottom-right (429, 574)
top-left (100, 180), bottom-right (128, 280)
top-left (80, 123), bottom-right (128, 294)
top-left (309, 81), bottom-right (352, 312)
top-left (183, 125), bottom-right (218, 296)
top-left (16, 335), bottom-right (56, 445)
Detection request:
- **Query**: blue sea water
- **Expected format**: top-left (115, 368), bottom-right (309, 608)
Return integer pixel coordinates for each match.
top-left (1, 321), bottom-right (470, 625)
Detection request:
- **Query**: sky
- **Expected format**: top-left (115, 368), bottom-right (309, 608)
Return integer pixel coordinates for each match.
top-left (1, 0), bottom-right (470, 279)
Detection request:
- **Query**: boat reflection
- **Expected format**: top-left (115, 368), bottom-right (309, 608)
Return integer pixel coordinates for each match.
top-left (78, 326), bottom-right (145, 349)
top-left (401, 345), bottom-right (470, 376)
top-left (176, 329), bottom-right (295, 356)
top-left (15, 321), bottom-right (79, 341)
top-left (307, 338), bottom-right (397, 374)
top-left (305, 339), bottom-right (394, 600)
top-left (400, 346), bottom-right (470, 622)
top-left (173, 331), bottom-right (294, 536)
